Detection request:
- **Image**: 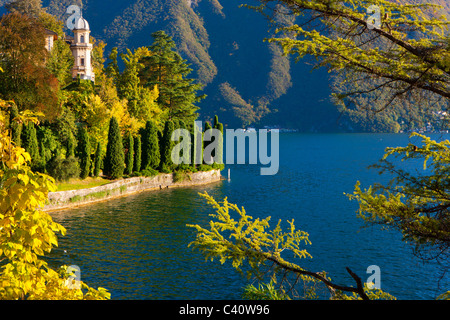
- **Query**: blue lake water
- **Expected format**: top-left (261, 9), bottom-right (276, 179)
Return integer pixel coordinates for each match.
top-left (48, 133), bottom-right (450, 300)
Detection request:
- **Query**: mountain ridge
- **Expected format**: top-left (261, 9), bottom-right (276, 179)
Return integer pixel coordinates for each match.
top-left (3, 0), bottom-right (449, 131)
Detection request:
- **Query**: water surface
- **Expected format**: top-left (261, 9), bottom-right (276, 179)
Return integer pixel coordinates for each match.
top-left (49, 133), bottom-right (450, 299)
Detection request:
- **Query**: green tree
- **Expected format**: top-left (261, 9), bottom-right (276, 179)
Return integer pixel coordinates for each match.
top-left (37, 139), bottom-right (46, 172)
top-left (159, 119), bottom-right (175, 172)
top-left (141, 120), bottom-right (160, 170)
top-left (9, 103), bottom-right (22, 147)
top-left (76, 126), bottom-right (91, 179)
top-left (124, 131), bottom-right (134, 175)
top-left (104, 116), bottom-right (124, 179)
top-left (93, 141), bottom-right (102, 177)
top-left (106, 47), bottom-right (120, 84)
top-left (213, 116), bottom-right (224, 167)
top-left (118, 48), bottom-right (143, 117)
top-left (139, 31), bottom-right (205, 123)
top-left (21, 122), bottom-right (40, 171)
top-left (67, 130), bottom-right (76, 158)
top-left (203, 121), bottom-right (212, 164)
top-left (134, 135), bottom-right (141, 173)
top-left (192, 121), bottom-right (203, 169)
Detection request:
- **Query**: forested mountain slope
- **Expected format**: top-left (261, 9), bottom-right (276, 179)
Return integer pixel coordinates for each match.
top-left (2, 0), bottom-right (447, 131)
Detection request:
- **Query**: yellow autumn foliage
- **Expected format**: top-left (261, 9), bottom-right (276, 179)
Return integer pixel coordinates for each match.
top-left (0, 101), bottom-right (110, 300)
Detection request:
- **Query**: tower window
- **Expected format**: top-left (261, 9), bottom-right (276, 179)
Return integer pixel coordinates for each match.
top-left (80, 35), bottom-right (85, 43)
top-left (81, 58), bottom-right (85, 66)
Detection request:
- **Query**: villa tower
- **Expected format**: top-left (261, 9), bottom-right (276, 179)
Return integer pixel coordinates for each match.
top-left (70, 13), bottom-right (95, 82)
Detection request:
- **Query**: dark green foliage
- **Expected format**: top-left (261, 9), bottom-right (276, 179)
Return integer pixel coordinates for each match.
top-left (214, 116), bottom-right (224, 167)
top-left (159, 120), bottom-right (175, 173)
top-left (104, 117), bottom-right (124, 179)
top-left (204, 122), bottom-right (212, 132)
top-left (138, 168), bottom-right (159, 177)
top-left (36, 125), bottom-right (60, 166)
top-left (139, 31), bottom-right (204, 124)
top-left (177, 120), bottom-right (187, 130)
top-left (47, 156), bottom-right (80, 182)
top-left (36, 140), bottom-right (47, 173)
top-left (54, 106), bottom-right (77, 157)
top-left (117, 49), bottom-right (143, 118)
top-left (134, 135), bottom-right (141, 173)
top-left (94, 142), bottom-right (102, 177)
top-left (192, 122), bottom-right (203, 168)
top-left (21, 122), bottom-right (40, 170)
top-left (203, 121), bottom-right (212, 164)
top-left (124, 132), bottom-right (134, 176)
top-left (67, 131), bottom-right (76, 158)
top-left (9, 104), bottom-right (21, 147)
top-left (106, 47), bottom-right (120, 84)
top-left (77, 126), bottom-right (91, 179)
top-left (141, 121), bottom-right (160, 170)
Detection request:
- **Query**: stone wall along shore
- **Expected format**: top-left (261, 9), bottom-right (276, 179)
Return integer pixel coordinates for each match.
top-left (44, 170), bottom-right (222, 212)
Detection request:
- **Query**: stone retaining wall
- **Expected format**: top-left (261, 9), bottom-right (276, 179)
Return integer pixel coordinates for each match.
top-left (44, 170), bottom-right (222, 212)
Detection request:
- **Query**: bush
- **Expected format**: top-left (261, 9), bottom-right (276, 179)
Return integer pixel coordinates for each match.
top-left (198, 164), bottom-right (214, 172)
top-left (173, 170), bottom-right (192, 183)
top-left (212, 162), bottom-right (225, 170)
top-left (138, 168), bottom-right (159, 177)
top-left (47, 156), bottom-right (80, 182)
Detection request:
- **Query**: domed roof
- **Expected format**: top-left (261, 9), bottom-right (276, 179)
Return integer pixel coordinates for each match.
top-left (74, 15), bottom-right (90, 30)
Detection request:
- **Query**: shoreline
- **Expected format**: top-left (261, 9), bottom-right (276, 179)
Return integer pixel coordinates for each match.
top-left (44, 169), bottom-right (223, 213)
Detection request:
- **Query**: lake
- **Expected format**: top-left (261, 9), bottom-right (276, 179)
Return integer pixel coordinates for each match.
top-left (48, 133), bottom-right (450, 300)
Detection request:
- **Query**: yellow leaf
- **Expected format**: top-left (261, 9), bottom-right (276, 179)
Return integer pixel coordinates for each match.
top-left (18, 174), bottom-right (29, 185)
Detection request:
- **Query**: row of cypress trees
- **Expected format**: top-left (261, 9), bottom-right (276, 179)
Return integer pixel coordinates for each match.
top-left (14, 108), bottom-right (224, 181)
top-left (102, 116), bottom-right (224, 180)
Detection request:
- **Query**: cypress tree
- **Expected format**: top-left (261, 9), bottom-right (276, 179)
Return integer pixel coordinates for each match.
top-left (67, 131), bottom-right (76, 158)
top-left (203, 122), bottom-right (212, 164)
top-left (124, 132), bottom-right (134, 175)
top-left (77, 126), bottom-right (91, 179)
top-left (9, 103), bottom-right (21, 147)
top-left (160, 120), bottom-right (175, 172)
top-left (104, 116), bottom-right (124, 179)
top-left (93, 141), bottom-right (102, 177)
top-left (134, 135), bottom-right (141, 173)
top-left (22, 122), bottom-right (40, 169)
top-left (36, 139), bottom-right (47, 173)
top-left (214, 117), bottom-right (224, 166)
top-left (204, 121), bottom-right (212, 132)
top-left (141, 120), bottom-right (160, 170)
top-left (192, 122), bottom-right (203, 168)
